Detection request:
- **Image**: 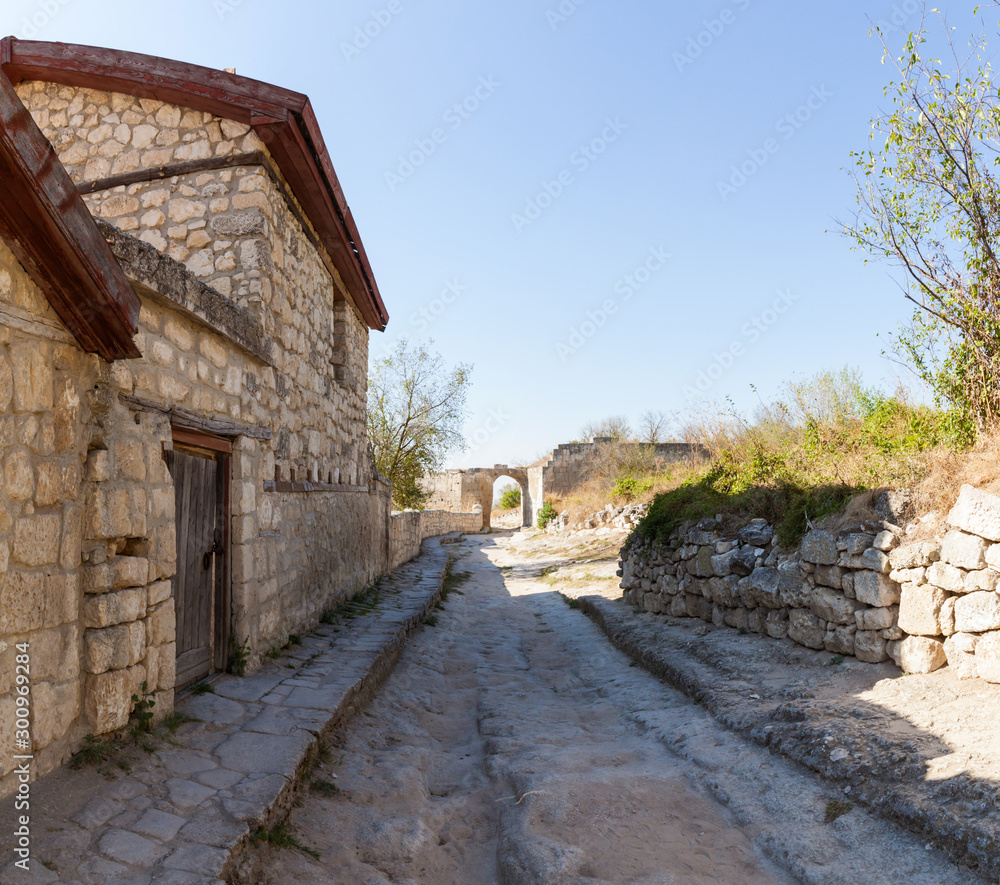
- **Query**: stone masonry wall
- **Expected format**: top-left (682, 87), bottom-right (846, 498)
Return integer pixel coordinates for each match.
top-left (542, 439), bottom-right (709, 500)
top-left (388, 510), bottom-right (481, 572)
top-left (620, 483), bottom-right (1000, 681)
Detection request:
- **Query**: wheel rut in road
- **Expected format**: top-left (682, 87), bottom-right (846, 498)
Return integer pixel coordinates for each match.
top-left (255, 533), bottom-right (983, 885)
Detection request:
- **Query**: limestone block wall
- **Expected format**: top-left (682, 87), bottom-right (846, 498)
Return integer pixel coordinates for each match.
top-left (388, 509), bottom-right (481, 572)
top-left (621, 518), bottom-right (906, 665)
top-left (15, 80), bottom-right (372, 488)
top-left (620, 483), bottom-right (1000, 682)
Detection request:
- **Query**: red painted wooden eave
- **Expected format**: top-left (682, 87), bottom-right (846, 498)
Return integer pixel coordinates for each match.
top-left (1, 38), bottom-right (389, 331)
top-left (0, 62), bottom-right (140, 360)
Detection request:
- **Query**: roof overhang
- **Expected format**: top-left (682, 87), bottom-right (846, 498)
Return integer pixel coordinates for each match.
top-left (0, 52), bottom-right (140, 360)
top-left (1, 37), bottom-right (389, 331)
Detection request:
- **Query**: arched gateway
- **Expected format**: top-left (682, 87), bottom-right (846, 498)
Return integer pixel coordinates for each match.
top-left (421, 465), bottom-right (539, 530)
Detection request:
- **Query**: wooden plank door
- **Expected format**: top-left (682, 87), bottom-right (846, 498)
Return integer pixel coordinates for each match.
top-left (172, 440), bottom-right (229, 688)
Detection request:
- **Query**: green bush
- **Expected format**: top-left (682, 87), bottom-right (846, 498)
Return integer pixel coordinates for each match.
top-left (499, 487), bottom-right (521, 510)
top-left (537, 501), bottom-right (558, 529)
top-left (612, 475), bottom-right (654, 502)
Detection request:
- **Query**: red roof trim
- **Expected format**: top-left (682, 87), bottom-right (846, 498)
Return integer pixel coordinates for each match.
top-left (2, 38), bottom-right (389, 330)
top-left (0, 50), bottom-right (140, 360)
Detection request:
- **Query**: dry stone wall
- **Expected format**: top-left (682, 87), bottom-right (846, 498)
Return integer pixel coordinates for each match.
top-left (620, 484), bottom-right (1000, 682)
top-left (621, 516), bottom-right (905, 665)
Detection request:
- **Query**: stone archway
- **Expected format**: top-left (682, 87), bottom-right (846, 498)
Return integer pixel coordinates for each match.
top-left (421, 464), bottom-right (542, 530)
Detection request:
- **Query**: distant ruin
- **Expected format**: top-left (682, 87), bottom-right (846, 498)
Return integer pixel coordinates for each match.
top-left (422, 438), bottom-right (708, 529)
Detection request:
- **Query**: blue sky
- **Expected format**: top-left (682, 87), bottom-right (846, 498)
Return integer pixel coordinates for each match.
top-left (3, 0), bottom-right (989, 467)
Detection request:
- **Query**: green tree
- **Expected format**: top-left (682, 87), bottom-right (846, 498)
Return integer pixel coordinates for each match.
top-left (498, 485), bottom-right (521, 510)
top-left (843, 10), bottom-right (999, 436)
top-left (367, 339), bottom-right (472, 509)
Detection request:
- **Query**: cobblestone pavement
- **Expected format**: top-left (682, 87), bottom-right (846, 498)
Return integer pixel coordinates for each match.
top-left (0, 539), bottom-right (451, 885)
top-left (253, 532), bottom-right (982, 885)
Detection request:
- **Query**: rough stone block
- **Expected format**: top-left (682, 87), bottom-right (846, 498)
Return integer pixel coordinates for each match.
top-left (897, 584), bottom-right (949, 637)
top-left (889, 566), bottom-right (925, 585)
top-left (810, 587), bottom-right (863, 625)
top-left (692, 546), bottom-right (714, 578)
top-left (12, 514), bottom-right (61, 567)
top-left (147, 580), bottom-right (171, 606)
top-left (128, 620), bottom-right (146, 666)
top-left (944, 632), bottom-right (979, 679)
top-left (669, 595), bottom-right (687, 617)
top-left (845, 533), bottom-right (876, 555)
top-left (954, 591), bottom-right (1000, 633)
top-left (859, 548), bottom-right (891, 574)
top-left (973, 632), bottom-right (1000, 683)
top-left (896, 636), bottom-right (947, 673)
top-left (801, 530), bottom-right (838, 565)
top-left (854, 570), bottom-right (901, 607)
top-left (825, 624), bottom-right (856, 656)
top-left (742, 567), bottom-right (781, 609)
top-left (113, 555), bottom-right (149, 589)
top-left (788, 609), bottom-right (825, 649)
top-left (813, 564), bottom-right (843, 590)
top-left (940, 596), bottom-right (956, 636)
top-left (778, 560), bottom-right (812, 608)
top-left (873, 530), bottom-right (899, 552)
top-left (854, 629), bottom-right (888, 663)
top-left (83, 587), bottom-right (146, 628)
top-left (157, 642), bottom-right (176, 692)
top-left (941, 529), bottom-right (987, 570)
top-left (855, 605), bottom-right (897, 632)
top-left (764, 609), bottom-right (788, 639)
top-left (926, 561), bottom-right (966, 594)
top-left (964, 569), bottom-right (999, 593)
top-left (986, 543), bottom-right (1000, 571)
top-left (84, 625), bottom-right (131, 674)
top-left (747, 607), bottom-right (767, 634)
top-left (84, 562), bottom-right (114, 594)
top-left (948, 484), bottom-right (1000, 541)
top-left (889, 541), bottom-right (941, 570)
top-left (149, 599), bottom-right (176, 645)
top-left (85, 669), bottom-right (131, 732)
top-left (32, 680), bottom-right (79, 747)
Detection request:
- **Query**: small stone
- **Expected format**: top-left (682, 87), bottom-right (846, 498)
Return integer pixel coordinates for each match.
top-left (889, 541), bottom-right (941, 570)
top-left (801, 530), bottom-right (838, 565)
top-left (854, 630), bottom-right (888, 663)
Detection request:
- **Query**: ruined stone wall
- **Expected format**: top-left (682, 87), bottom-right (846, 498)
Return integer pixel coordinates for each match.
top-left (620, 484), bottom-right (1000, 681)
top-left (543, 439), bottom-right (709, 500)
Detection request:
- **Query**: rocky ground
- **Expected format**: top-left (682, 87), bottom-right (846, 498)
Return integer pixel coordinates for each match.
top-left (254, 528), bottom-right (986, 885)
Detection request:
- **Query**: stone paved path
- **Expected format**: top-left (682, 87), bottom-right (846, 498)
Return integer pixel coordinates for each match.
top-left (252, 532), bottom-right (981, 885)
top-left (0, 539), bottom-right (450, 885)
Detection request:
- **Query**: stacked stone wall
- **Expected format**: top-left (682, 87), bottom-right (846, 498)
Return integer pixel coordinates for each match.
top-left (620, 483), bottom-right (1000, 681)
top-left (621, 518), bottom-right (905, 664)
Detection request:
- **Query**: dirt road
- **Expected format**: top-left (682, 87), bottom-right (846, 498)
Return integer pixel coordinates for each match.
top-left (255, 530), bottom-right (984, 885)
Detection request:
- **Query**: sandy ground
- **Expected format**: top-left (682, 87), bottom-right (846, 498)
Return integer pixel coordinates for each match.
top-left (255, 529), bottom-right (984, 885)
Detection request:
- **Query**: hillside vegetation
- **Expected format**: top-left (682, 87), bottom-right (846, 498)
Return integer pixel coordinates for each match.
top-left (559, 370), bottom-right (973, 548)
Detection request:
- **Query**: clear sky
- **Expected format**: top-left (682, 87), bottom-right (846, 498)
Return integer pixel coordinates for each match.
top-left (2, 0), bottom-right (989, 468)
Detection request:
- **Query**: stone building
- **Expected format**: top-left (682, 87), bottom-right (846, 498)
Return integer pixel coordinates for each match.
top-left (0, 38), bottom-right (474, 796)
